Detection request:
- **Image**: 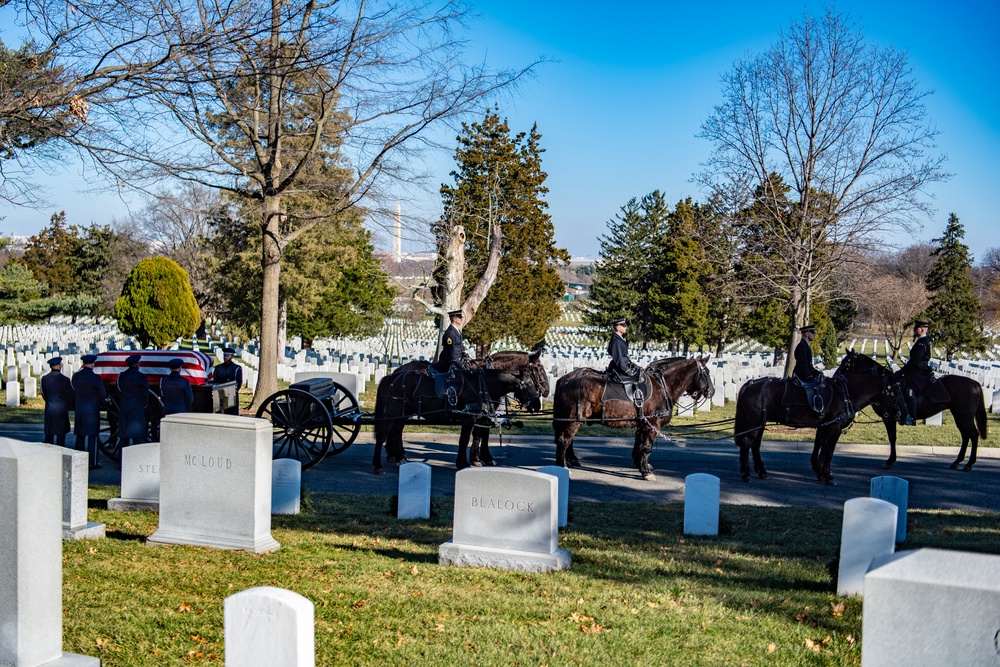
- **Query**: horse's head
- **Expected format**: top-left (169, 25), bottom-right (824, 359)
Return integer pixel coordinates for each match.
top-left (509, 361), bottom-right (547, 412)
top-left (835, 349), bottom-right (903, 412)
top-left (687, 356), bottom-right (716, 402)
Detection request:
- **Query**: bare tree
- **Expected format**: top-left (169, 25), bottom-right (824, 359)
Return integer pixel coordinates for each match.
top-left (23, 0), bottom-right (532, 407)
top-left (699, 9), bottom-right (948, 375)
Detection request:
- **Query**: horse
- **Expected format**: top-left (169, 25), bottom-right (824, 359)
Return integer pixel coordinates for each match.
top-left (372, 349), bottom-right (549, 466)
top-left (869, 373), bottom-right (988, 471)
top-left (371, 361), bottom-right (546, 474)
top-left (733, 350), bottom-right (901, 485)
top-left (551, 356), bottom-right (715, 480)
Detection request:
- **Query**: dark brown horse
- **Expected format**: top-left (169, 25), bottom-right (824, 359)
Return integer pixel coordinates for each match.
top-left (734, 350), bottom-right (901, 485)
top-left (870, 374), bottom-right (988, 471)
top-left (371, 360), bottom-right (546, 474)
top-left (552, 357), bottom-right (715, 480)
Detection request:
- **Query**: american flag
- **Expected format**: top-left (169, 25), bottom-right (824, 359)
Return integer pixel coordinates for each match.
top-left (94, 350), bottom-right (215, 387)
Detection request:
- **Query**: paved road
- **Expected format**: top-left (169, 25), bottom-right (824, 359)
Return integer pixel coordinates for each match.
top-left (3, 425), bottom-right (998, 512)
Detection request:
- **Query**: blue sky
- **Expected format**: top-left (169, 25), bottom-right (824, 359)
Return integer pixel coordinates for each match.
top-left (2, 0), bottom-right (998, 260)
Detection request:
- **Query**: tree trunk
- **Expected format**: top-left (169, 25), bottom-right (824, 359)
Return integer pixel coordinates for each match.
top-left (783, 287), bottom-right (808, 377)
top-left (250, 195), bottom-right (283, 412)
top-left (277, 298), bottom-right (287, 359)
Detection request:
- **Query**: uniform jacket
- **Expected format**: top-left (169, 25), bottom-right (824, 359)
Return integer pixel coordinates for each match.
top-left (72, 367), bottom-right (107, 437)
top-left (901, 336), bottom-right (933, 391)
top-left (438, 324), bottom-right (464, 368)
top-left (793, 338), bottom-right (820, 382)
top-left (606, 332), bottom-right (632, 375)
top-left (41, 370), bottom-right (74, 436)
top-left (213, 360), bottom-right (243, 386)
top-left (117, 367), bottom-right (149, 440)
top-left (160, 372), bottom-right (194, 415)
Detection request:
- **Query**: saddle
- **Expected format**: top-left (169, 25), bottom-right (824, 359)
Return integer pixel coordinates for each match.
top-left (782, 376), bottom-right (833, 416)
top-left (602, 370), bottom-right (651, 406)
top-left (907, 378), bottom-right (951, 414)
top-left (430, 365), bottom-right (466, 405)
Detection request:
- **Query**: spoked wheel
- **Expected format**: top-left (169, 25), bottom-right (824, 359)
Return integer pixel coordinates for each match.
top-left (256, 389), bottom-right (333, 471)
top-left (97, 389), bottom-right (163, 464)
top-left (324, 380), bottom-right (362, 456)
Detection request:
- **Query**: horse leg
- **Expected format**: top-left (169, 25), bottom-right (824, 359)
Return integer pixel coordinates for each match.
top-left (456, 420), bottom-right (473, 470)
top-left (633, 424), bottom-right (656, 481)
top-left (736, 431), bottom-right (754, 482)
top-left (882, 417), bottom-right (898, 470)
top-left (950, 408), bottom-right (978, 471)
top-left (388, 421), bottom-right (407, 465)
top-left (470, 424), bottom-right (483, 466)
top-left (751, 431), bottom-right (768, 480)
top-left (477, 423), bottom-right (496, 466)
top-left (555, 422), bottom-right (581, 468)
top-left (816, 426), bottom-right (841, 486)
top-left (372, 430), bottom-right (385, 475)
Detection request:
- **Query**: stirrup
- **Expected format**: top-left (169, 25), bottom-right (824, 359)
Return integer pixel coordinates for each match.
top-left (812, 395), bottom-right (825, 413)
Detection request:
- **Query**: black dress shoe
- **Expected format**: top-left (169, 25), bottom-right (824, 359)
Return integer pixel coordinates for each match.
top-left (89, 463), bottom-right (102, 471)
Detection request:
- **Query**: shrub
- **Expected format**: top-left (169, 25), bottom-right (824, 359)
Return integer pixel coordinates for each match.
top-left (115, 257), bottom-right (201, 348)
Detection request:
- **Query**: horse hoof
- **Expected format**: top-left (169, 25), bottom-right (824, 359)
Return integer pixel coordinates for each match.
top-left (757, 471), bottom-right (768, 480)
top-left (641, 472), bottom-right (656, 481)
top-left (471, 461), bottom-right (483, 467)
top-left (373, 467), bottom-right (385, 476)
top-left (882, 462), bottom-right (894, 470)
top-left (482, 459), bottom-right (496, 467)
top-left (742, 474), bottom-right (751, 483)
top-left (950, 463), bottom-right (959, 470)
top-left (963, 464), bottom-right (974, 472)
top-left (824, 478), bottom-right (836, 486)
top-left (567, 459), bottom-right (581, 468)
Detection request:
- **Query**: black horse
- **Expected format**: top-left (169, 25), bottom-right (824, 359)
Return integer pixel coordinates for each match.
top-left (870, 373), bottom-right (989, 471)
top-left (371, 362), bottom-right (546, 474)
top-left (734, 351), bottom-right (902, 485)
top-left (552, 357), bottom-right (715, 480)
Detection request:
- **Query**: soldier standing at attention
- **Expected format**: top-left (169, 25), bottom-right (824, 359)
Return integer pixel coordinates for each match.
top-left (435, 310), bottom-right (465, 372)
top-left (898, 319), bottom-right (933, 426)
top-left (117, 354), bottom-right (149, 447)
top-left (42, 356), bottom-right (74, 447)
top-left (606, 317), bottom-right (636, 381)
top-left (213, 347), bottom-right (243, 415)
top-left (160, 358), bottom-right (194, 415)
top-left (72, 354), bottom-right (106, 469)
top-left (792, 325), bottom-right (821, 383)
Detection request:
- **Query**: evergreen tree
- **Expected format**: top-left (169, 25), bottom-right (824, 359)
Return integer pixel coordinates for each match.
top-left (17, 212), bottom-right (83, 295)
top-left (72, 224), bottom-right (151, 317)
top-left (741, 297), bottom-right (791, 366)
top-left (115, 257), bottom-right (201, 348)
top-left (438, 111), bottom-right (568, 354)
top-left (587, 195), bottom-right (666, 345)
top-left (647, 196), bottom-right (711, 350)
top-left (924, 214), bottom-right (988, 360)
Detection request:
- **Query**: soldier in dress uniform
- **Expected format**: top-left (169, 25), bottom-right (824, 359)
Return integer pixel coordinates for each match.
top-left (897, 319), bottom-right (933, 426)
top-left (117, 354), bottom-right (149, 447)
top-left (160, 358), bottom-right (194, 415)
top-left (213, 347), bottom-right (243, 415)
top-left (435, 310), bottom-right (465, 372)
top-left (606, 317), bottom-right (638, 381)
top-left (41, 356), bottom-right (74, 447)
top-left (72, 354), bottom-right (107, 469)
top-left (792, 324), bottom-right (825, 413)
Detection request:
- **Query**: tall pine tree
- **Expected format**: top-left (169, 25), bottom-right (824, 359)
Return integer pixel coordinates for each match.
top-left (924, 213), bottom-right (987, 360)
top-left (437, 111), bottom-right (568, 355)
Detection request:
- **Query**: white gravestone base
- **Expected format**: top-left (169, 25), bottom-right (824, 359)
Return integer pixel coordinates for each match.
top-left (58, 447), bottom-right (105, 540)
top-left (863, 548), bottom-right (1000, 666)
top-left (225, 586), bottom-right (315, 667)
top-left (924, 411), bottom-right (943, 426)
top-left (148, 414), bottom-right (280, 553)
top-left (439, 468), bottom-right (571, 572)
top-left (108, 443), bottom-right (161, 512)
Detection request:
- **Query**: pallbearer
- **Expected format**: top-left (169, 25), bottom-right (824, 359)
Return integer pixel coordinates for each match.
top-left (41, 356), bottom-right (74, 447)
top-left (72, 354), bottom-right (107, 469)
top-left (117, 354), bottom-right (149, 447)
top-left (160, 358), bottom-right (194, 415)
top-left (213, 347), bottom-right (243, 415)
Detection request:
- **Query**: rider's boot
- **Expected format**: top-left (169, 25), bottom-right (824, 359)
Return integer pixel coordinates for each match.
top-left (899, 388), bottom-right (916, 426)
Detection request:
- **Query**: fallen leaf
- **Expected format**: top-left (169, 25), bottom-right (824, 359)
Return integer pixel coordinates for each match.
top-left (830, 602), bottom-right (845, 618)
top-left (715, 567), bottom-right (725, 574)
top-left (410, 565), bottom-right (419, 575)
top-left (805, 638), bottom-right (821, 652)
top-left (766, 643), bottom-right (777, 654)
top-left (177, 602), bottom-right (193, 613)
top-left (95, 637), bottom-right (109, 648)
top-left (580, 623), bottom-right (605, 634)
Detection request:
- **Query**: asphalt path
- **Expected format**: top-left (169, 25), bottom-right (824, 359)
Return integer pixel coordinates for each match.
top-left (3, 424), bottom-right (998, 512)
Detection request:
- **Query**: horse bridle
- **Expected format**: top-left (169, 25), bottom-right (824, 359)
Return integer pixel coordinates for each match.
top-left (836, 352), bottom-right (903, 419)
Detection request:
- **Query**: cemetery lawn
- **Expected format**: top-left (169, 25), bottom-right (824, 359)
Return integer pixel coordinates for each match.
top-left (68, 488), bottom-right (1000, 666)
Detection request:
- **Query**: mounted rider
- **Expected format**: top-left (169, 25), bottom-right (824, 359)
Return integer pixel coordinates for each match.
top-left (606, 317), bottom-right (640, 383)
top-left (435, 309), bottom-right (468, 372)
top-left (792, 324), bottom-right (826, 413)
top-left (896, 319), bottom-right (933, 426)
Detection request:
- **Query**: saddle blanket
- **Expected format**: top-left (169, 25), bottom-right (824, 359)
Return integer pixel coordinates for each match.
top-left (602, 375), bottom-right (652, 404)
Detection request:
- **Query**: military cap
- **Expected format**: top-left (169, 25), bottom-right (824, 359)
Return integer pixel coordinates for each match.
top-left (222, 347), bottom-right (236, 355)
top-left (914, 319), bottom-right (930, 328)
top-left (447, 310), bottom-right (464, 319)
top-left (125, 354), bottom-right (142, 365)
top-left (81, 354), bottom-right (98, 364)
top-left (168, 358), bottom-right (184, 370)
top-left (612, 317), bottom-right (627, 327)
top-left (47, 356), bottom-right (63, 367)
top-left (799, 325), bottom-right (817, 334)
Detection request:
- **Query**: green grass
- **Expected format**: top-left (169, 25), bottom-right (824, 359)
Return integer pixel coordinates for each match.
top-left (66, 486), bottom-right (1000, 665)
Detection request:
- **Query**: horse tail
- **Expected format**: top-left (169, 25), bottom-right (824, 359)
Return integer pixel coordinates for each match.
top-left (976, 387), bottom-right (988, 441)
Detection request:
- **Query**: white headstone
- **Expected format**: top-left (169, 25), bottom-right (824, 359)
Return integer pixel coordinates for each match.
top-left (837, 497), bottom-right (897, 596)
top-left (870, 476), bottom-right (909, 542)
top-left (536, 465), bottom-right (569, 528)
top-left (993, 389), bottom-right (1000, 414)
top-left (712, 386), bottom-right (726, 407)
top-left (397, 462), bottom-right (431, 520)
top-left (439, 468), bottom-right (571, 572)
top-left (6, 380), bottom-right (20, 407)
top-left (23, 375), bottom-right (37, 399)
top-left (49, 445), bottom-right (105, 540)
top-left (925, 410), bottom-right (943, 426)
top-left (0, 438), bottom-right (100, 667)
top-left (148, 414), bottom-right (280, 553)
top-left (108, 442), bottom-right (161, 512)
top-left (863, 548), bottom-right (1000, 666)
top-left (271, 459), bottom-right (301, 515)
top-left (684, 473), bottom-right (720, 536)
top-left (6, 365), bottom-right (16, 382)
top-left (676, 395), bottom-right (694, 416)
top-left (225, 586), bottom-right (315, 667)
